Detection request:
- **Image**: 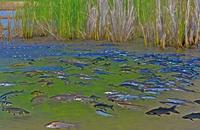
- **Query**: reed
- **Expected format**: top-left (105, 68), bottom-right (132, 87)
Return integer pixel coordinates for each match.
top-left (14, 0), bottom-right (200, 48)
top-left (17, 0), bottom-right (89, 39)
top-left (87, 0), bottom-right (135, 42)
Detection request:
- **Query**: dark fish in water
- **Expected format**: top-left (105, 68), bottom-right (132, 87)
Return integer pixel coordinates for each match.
top-left (31, 95), bottom-right (48, 105)
top-left (194, 100), bottom-right (200, 104)
top-left (2, 107), bottom-right (30, 116)
top-left (0, 90), bottom-right (24, 100)
top-left (182, 113), bottom-right (200, 121)
top-left (45, 121), bottom-right (79, 129)
top-left (96, 109), bottom-right (113, 117)
top-left (94, 102), bottom-right (114, 110)
top-left (145, 106), bottom-right (179, 116)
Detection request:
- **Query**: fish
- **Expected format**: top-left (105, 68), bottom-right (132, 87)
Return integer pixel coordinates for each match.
top-left (0, 83), bottom-right (15, 87)
top-left (105, 91), bottom-right (120, 95)
top-left (73, 74), bottom-right (92, 80)
top-left (115, 101), bottom-right (147, 110)
top-left (160, 98), bottom-right (193, 106)
top-left (120, 80), bottom-right (145, 91)
top-left (94, 69), bottom-right (110, 75)
top-left (31, 95), bottom-right (48, 105)
top-left (108, 94), bottom-right (140, 101)
top-left (172, 87), bottom-right (199, 93)
top-left (60, 58), bottom-right (88, 68)
top-left (45, 121), bottom-right (79, 129)
top-left (159, 101), bottom-right (186, 106)
top-left (39, 74), bottom-right (53, 79)
top-left (106, 91), bottom-right (155, 101)
top-left (73, 62), bottom-right (88, 68)
top-left (144, 91), bottom-right (160, 95)
top-left (2, 107), bottom-right (30, 116)
top-left (79, 75), bottom-right (92, 80)
top-left (143, 87), bottom-right (171, 92)
top-left (182, 113), bottom-right (200, 121)
top-left (145, 106), bottom-right (180, 116)
top-left (94, 102), bottom-right (114, 110)
top-left (57, 75), bottom-right (67, 80)
top-left (112, 57), bottom-right (128, 63)
top-left (0, 90), bottom-right (24, 100)
top-left (74, 95), bottom-right (95, 103)
top-left (96, 109), bottom-right (113, 117)
top-left (140, 96), bottom-right (156, 100)
top-left (50, 94), bottom-right (77, 102)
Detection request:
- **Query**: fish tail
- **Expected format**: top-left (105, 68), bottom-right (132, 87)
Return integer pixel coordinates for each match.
top-left (169, 106), bottom-right (180, 114)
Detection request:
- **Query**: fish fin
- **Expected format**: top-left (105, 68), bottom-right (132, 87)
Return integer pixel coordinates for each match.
top-left (166, 112), bottom-right (170, 115)
top-left (169, 106), bottom-right (180, 114)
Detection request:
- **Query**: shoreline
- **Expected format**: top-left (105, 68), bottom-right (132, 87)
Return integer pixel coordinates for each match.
top-left (1, 36), bottom-right (199, 57)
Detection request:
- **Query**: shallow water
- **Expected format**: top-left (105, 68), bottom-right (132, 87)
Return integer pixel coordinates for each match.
top-left (0, 40), bottom-right (199, 130)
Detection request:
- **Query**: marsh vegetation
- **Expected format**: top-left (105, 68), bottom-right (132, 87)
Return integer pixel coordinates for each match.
top-left (10, 0), bottom-right (199, 49)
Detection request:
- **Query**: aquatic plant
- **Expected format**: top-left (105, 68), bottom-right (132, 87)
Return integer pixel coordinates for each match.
top-left (87, 0), bottom-right (135, 42)
top-left (13, 0), bottom-right (200, 48)
top-left (16, 0), bottom-right (88, 40)
top-left (134, 0), bottom-right (200, 48)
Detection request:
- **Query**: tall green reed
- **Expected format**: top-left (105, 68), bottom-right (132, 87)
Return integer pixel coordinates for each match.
top-left (14, 0), bottom-right (200, 48)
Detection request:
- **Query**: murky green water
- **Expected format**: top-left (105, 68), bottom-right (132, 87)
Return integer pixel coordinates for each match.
top-left (0, 41), bottom-right (199, 130)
